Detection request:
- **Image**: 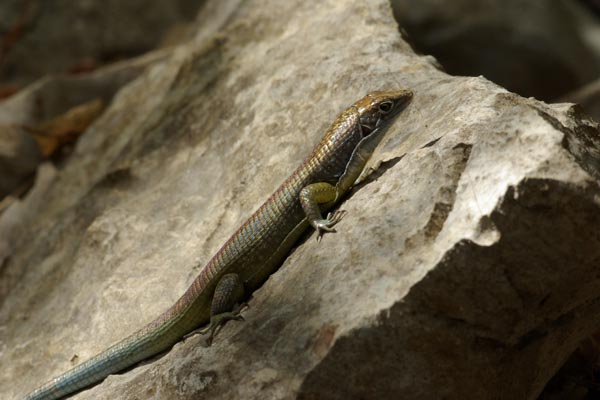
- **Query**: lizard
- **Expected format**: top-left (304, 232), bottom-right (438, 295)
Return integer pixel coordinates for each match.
top-left (24, 89), bottom-right (413, 400)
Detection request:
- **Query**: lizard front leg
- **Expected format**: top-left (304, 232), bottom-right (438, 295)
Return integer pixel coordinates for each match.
top-left (185, 273), bottom-right (247, 346)
top-left (299, 182), bottom-right (347, 241)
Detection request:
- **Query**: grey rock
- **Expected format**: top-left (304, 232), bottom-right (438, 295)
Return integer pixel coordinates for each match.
top-left (1, 1), bottom-right (600, 400)
top-left (0, 47), bottom-right (171, 202)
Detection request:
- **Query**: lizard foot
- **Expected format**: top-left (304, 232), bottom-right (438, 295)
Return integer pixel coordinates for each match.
top-left (184, 302), bottom-right (249, 346)
top-left (315, 209), bottom-right (347, 242)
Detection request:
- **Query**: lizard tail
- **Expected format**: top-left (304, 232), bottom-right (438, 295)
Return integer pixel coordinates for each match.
top-left (23, 318), bottom-right (185, 400)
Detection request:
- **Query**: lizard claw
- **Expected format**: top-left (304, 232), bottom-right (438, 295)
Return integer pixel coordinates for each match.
top-left (315, 210), bottom-right (347, 241)
top-left (327, 209), bottom-right (347, 225)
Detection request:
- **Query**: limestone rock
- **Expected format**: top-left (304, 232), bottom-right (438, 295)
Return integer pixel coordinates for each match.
top-left (1, 1), bottom-right (600, 400)
top-left (0, 46), bottom-right (172, 197)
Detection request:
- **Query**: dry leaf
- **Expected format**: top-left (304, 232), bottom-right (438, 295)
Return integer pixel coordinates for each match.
top-left (25, 98), bottom-right (104, 157)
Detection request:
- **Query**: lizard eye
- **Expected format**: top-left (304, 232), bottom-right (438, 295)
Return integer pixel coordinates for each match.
top-left (378, 101), bottom-right (393, 113)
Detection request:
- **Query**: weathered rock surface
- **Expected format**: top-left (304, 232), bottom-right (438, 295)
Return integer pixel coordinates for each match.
top-left (0, 47), bottom-right (170, 203)
top-left (1, 1), bottom-right (600, 400)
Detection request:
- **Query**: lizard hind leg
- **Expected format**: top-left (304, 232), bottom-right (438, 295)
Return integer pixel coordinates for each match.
top-left (185, 273), bottom-right (248, 346)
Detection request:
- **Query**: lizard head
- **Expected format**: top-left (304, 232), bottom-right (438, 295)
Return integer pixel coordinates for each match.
top-left (332, 89), bottom-right (412, 191)
top-left (354, 90), bottom-right (413, 137)
top-left (309, 89), bottom-right (412, 193)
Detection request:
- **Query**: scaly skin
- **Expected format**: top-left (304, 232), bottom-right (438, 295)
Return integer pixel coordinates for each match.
top-left (24, 89), bottom-right (413, 400)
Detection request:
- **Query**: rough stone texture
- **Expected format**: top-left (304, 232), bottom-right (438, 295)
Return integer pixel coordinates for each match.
top-left (1, 1), bottom-right (600, 400)
top-left (0, 0), bottom-right (202, 86)
top-left (391, 0), bottom-right (600, 101)
top-left (0, 47), bottom-right (170, 199)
